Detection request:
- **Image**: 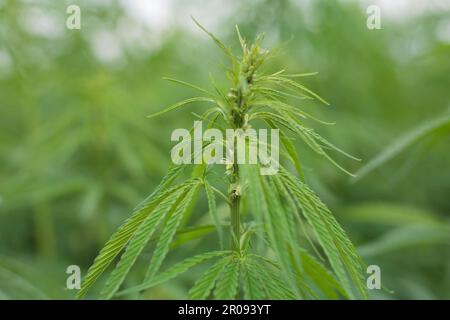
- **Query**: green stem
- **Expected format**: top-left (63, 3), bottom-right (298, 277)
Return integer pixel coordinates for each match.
top-left (228, 64), bottom-right (253, 253)
top-left (229, 139), bottom-right (241, 252)
top-left (230, 185), bottom-right (241, 252)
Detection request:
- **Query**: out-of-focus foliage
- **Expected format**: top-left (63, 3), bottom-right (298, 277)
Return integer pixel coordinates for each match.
top-left (0, 0), bottom-right (449, 299)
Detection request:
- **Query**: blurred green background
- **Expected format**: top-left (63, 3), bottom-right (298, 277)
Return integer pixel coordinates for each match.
top-left (0, 0), bottom-right (449, 299)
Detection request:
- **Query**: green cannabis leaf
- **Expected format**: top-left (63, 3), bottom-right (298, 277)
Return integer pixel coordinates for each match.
top-left (77, 19), bottom-right (367, 300)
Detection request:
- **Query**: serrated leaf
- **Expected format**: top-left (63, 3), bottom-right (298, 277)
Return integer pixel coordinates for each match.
top-left (266, 75), bottom-right (330, 105)
top-left (189, 256), bottom-right (232, 300)
top-left (246, 257), bottom-right (295, 300)
top-left (266, 119), bottom-right (305, 182)
top-left (279, 167), bottom-right (367, 299)
top-left (76, 175), bottom-right (191, 299)
top-left (301, 251), bottom-right (348, 299)
top-left (144, 184), bottom-right (201, 282)
top-left (242, 260), bottom-right (265, 300)
top-left (253, 111), bottom-right (357, 176)
top-left (117, 250), bottom-right (231, 296)
top-left (213, 257), bottom-right (240, 299)
top-left (100, 185), bottom-right (190, 299)
top-left (240, 164), bottom-right (301, 298)
top-left (134, 165), bottom-right (184, 211)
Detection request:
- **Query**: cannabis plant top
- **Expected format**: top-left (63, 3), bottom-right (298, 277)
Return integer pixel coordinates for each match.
top-left (76, 19), bottom-right (367, 300)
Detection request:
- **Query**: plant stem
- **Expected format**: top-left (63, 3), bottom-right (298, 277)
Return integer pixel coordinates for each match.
top-left (229, 162), bottom-right (241, 252)
top-left (229, 110), bottom-right (242, 252)
top-left (230, 191), bottom-right (240, 251)
top-left (228, 52), bottom-right (256, 253)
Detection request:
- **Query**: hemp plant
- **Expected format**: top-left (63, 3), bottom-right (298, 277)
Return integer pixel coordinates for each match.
top-left (77, 19), bottom-right (368, 300)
